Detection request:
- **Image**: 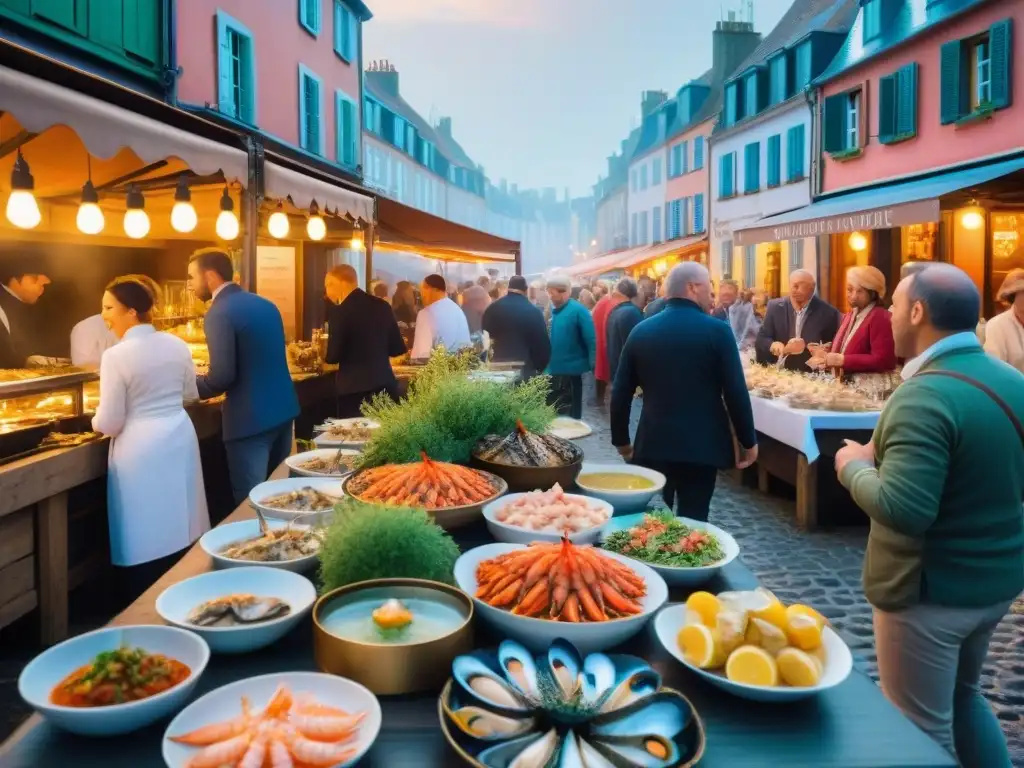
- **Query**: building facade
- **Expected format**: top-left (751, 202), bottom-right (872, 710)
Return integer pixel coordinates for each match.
top-left (627, 91), bottom-right (669, 247)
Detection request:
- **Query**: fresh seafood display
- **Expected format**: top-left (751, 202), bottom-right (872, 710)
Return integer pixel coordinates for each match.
top-left (441, 638), bottom-right (705, 768)
top-left (677, 588), bottom-right (830, 688)
top-left (39, 431), bottom-right (102, 448)
top-left (296, 452), bottom-right (359, 475)
top-left (320, 419), bottom-right (378, 443)
top-left (475, 535), bottom-right (647, 622)
top-left (745, 366), bottom-right (888, 411)
top-left (169, 683), bottom-right (366, 767)
top-left (50, 647), bottom-right (190, 707)
top-left (604, 513), bottom-right (725, 568)
top-left (186, 595), bottom-right (291, 627)
top-left (473, 421), bottom-right (581, 467)
top-left (0, 366), bottom-right (84, 383)
top-left (493, 484), bottom-right (610, 533)
top-left (346, 453), bottom-right (502, 509)
top-left (259, 486), bottom-right (339, 512)
top-left (220, 528), bottom-right (321, 563)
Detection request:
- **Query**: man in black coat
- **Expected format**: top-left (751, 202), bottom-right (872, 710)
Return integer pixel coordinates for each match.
top-left (611, 262), bottom-right (758, 521)
top-left (606, 277), bottom-right (644, 383)
top-left (0, 264), bottom-right (50, 368)
top-left (324, 264), bottom-right (406, 417)
top-left (481, 275), bottom-right (550, 378)
top-left (755, 269), bottom-right (842, 371)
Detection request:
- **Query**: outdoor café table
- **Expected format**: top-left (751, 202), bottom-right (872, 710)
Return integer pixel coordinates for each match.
top-left (0, 481), bottom-right (956, 767)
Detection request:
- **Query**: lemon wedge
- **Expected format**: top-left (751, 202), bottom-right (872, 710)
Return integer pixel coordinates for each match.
top-left (785, 613), bottom-right (824, 651)
top-left (777, 647), bottom-right (822, 687)
top-left (678, 623), bottom-right (727, 669)
top-left (747, 588), bottom-right (787, 629)
top-left (786, 603), bottom-right (828, 627)
top-left (748, 617), bottom-right (788, 655)
top-left (725, 645), bottom-right (779, 687)
top-left (716, 609), bottom-right (748, 654)
top-left (685, 591), bottom-right (722, 628)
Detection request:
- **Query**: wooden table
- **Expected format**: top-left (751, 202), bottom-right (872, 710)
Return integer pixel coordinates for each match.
top-left (0, 469), bottom-right (956, 767)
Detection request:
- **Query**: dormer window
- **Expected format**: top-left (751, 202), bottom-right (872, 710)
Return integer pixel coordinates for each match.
top-left (862, 0), bottom-right (881, 43)
top-left (745, 73), bottom-right (759, 118)
top-left (725, 82), bottom-right (740, 125)
top-left (795, 41), bottom-right (812, 91)
top-left (769, 53), bottom-right (788, 105)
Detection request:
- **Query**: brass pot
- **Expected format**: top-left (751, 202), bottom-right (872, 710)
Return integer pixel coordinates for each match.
top-left (313, 578), bottom-right (474, 696)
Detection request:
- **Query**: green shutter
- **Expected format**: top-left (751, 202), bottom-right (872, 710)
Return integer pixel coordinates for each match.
top-left (940, 40), bottom-right (965, 124)
top-left (767, 134), bottom-right (781, 187)
top-left (122, 0), bottom-right (158, 63)
top-left (989, 19), bottom-right (1013, 109)
top-left (216, 15), bottom-right (234, 115)
top-left (339, 96), bottom-right (356, 165)
top-left (30, 0), bottom-right (86, 34)
top-left (896, 63), bottom-right (918, 137)
top-left (744, 142), bottom-right (759, 194)
top-left (822, 93), bottom-right (846, 153)
top-left (878, 73), bottom-right (897, 143)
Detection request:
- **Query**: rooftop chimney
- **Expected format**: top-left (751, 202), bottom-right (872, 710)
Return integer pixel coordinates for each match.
top-left (713, 18), bottom-right (760, 79)
top-left (437, 116), bottom-right (452, 137)
top-left (640, 90), bottom-right (668, 119)
top-left (366, 59), bottom-right (400, 97)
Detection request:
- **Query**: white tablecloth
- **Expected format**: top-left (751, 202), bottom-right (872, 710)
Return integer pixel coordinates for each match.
top-left (750, 396), bottom-right (880, 463)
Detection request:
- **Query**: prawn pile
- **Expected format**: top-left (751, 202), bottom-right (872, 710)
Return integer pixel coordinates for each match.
top-left (346, 452), bottom-right (500, 509)
top-left (475, 535), bottom-right (647, 622)
top-left (168, 684), bottom-right (365, 767)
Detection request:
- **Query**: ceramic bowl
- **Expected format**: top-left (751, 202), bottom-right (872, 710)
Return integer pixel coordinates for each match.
top-left (453, 542), bottom-right (668, 654)
top-left (601, 514), bottom-right (741, 587)
top-left (18, 625), bottom-right (209, 736)
top-left (574, 462), bottom-right (666, 512)
top-left (249, 476), bottom-right (345, 522)
top-left (162, 672), bottom-right (381, 767)
top-left (313, 417), bottom-right (380, 449)
top-left (199, 519), bottom-right (320, 573)
top-left (285, 448), bottom-right (361, 478)
top-left (546, 417), bottom-right (593, 440)
top-left (155, 566), bottom-right (316, 654)
top-left (654, 604), bottom-right (854, 702)
top-left (481, 492), bottom-right (613, 545)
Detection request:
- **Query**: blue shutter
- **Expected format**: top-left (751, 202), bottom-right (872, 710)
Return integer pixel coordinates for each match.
top-left (767, 134), bottom-right (781, 187)
top-left (786, 124), bottom-right (805, 181)
top-left (940, 40), bottom-right (965, 124)
top-left (216, 15), bottom-right (234, 115)
top-left (989, 19), bottom-right (1013, 109)
top-left (822, 93), bottom-right (846, 153)
top-left (719, 153), bottom-right (728, 198)
top-left (896, 63), bottom-right (918, 137)
top-left (744, 142), bottom-right (760, 194)
top-left (693, 136), bottom-right (704, 169)
top-left (652, 206), bottom-right (662, 243)
top-left (678, 198), bottom-right (687, 236)
top-left (878, 73), bottom-right (897, 142)
top-left (694, 193), bottom-right (704, 233)
top-left (681, 141), bottom-right (689, 174)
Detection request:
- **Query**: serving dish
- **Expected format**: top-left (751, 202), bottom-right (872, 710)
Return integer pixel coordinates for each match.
top-left (574, 462), bottom-right (666, 512)
top-left (285, 448), bottom-right (361, 478)
top-left (199, 519), bottom-right (321, 573)
top-left (547, 416), bottom-right (593, 440)
top-left (249, 476), bottom-right (345, 522)
top-left (313, 417), bottom-right (380, 448)
top-left (18, 625), bottom-right (209, 736)
top-left (156, 566), bottom-right (316, 654)
top-left (470, 424), bottom-right (583, 493)
top-left (481, 491), bottom-right (613, 545)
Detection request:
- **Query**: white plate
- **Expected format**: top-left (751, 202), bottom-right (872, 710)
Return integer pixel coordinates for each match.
top-left (547, 417), bottom-right (593, 440)
top-left (155, 567), bottom-right (317, 654)
top-left (285, 448), bottom-right (361, 478)
top-left (453, 542), bottom-right (668, 655)
top-left (482, 492), bottom-right (613, 545)
top-left (654, 604), bottom-right (854, 702)
top-left (162, 672), bottom-right (382, 767)
top-left (249, 476), bottom-right (345, 522)
top-left (601, 514), bottom-right (740, 587)
top-left (313, 417), bottom-right (380, 448)
top-left (574, 462), bottom-right (666, 512)
top-left (200, 519), bottom-right (320, 573)
top-left (19, 625), bottom-right (209, 736)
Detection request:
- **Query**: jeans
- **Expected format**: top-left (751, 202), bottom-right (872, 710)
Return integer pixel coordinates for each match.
top-left (224, 421), bottom-right (294, 506)
top-left (549, 374), bottom-right (583, 419)
top-left (873, 600), bottom-right (1013, 767)
top-left (641, 461), bottom-right (718, 521)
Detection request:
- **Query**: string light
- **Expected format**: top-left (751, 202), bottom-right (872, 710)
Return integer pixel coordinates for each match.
top-left (123, 185), bottom-right (150, 239)
top-left (268, 203), bottom-right (290, 239)
top-left (6, 150), bottom-right (41, 229)
top-left (961, 203), bottom-right (984, 230)
top-left (170, 176), bottom-right (197, 233)
top-left (306, 199), bottom-right (326, 241)
top-left (76, 180), bottom-right (104, 235)
top-left (215, 188), bottom-right (239, 240)
top-left (350, 221), bottom-right (365, 251)
top-left (848, 232), bottom-right (868, 252)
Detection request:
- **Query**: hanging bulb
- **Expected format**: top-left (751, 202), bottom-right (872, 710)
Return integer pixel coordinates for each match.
top-left (848, 231), bottom-right (867, 252)
top-left (268, 203), bottom-right (290, 239)
top-left (6, 150), bottom-right (41, 229)
top-left (76, 179), bottom-right (104, 235)
top-left (350, 221), bottom-right (365, 250)
top-left (215, 188), bottom-right (239, 240)
top-left (123, 185), bottom-right (150, 239)
top-left (306, 199), bottom-right (326, 241)
top-left (170, 176), bottom-right (197, 233)
top-left (961, 203), bottom-right (984, 231)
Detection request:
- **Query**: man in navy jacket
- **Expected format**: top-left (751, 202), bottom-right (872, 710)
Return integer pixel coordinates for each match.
top-left (610, 262), bottom-right (758, 521)
top-left (189, 248), bottom-right (299, 505)
top-left (481, 275), bottom-right (550, 378)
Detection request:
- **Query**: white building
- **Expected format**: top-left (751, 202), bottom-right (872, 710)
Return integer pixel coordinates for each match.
top-left (626, 91), bottom-right (671, 247)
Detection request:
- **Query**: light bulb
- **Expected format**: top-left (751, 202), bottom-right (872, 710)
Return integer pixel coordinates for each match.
top-left (77, 202), bottom-right (104, 235)
top-left (961, 209), bottom-right (984, 230)
top-left (307, 215), bottom-right (326, 240)
top-left (848, 232), bottom-right (867, 252)
top-left (350, 231), bottom-right (364, 250)
top-left (124, 208), bottom-right (150, 239)
top-left (268, 209), bottom-right (290, 239)
top-left (216, 209), bottom-right (239, 240)
top-left (6, 190), bottom-right (40, 229)
top-left (171, 201), bottom-right (198, 233)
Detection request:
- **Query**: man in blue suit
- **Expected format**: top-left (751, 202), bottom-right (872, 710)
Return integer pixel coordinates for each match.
top-left (610, 262), bottom-right (758, 521)
top-left (188, 248), bottom-right (300, 505)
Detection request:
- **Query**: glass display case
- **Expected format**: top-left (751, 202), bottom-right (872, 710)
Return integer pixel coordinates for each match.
top-left (0, 369), bottom-right (97, 434)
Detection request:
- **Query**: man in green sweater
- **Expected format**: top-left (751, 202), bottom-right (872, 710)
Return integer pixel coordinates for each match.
top-left (836, 263), bottom-right (1023, 768)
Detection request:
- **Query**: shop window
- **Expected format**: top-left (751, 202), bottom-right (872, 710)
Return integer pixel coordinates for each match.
top-left (879, 63), bottom-right (919, 143)
top-left (744, 141), bottom-right (760, 194)
top-left (767, 134), bottom-right (781, 187)
top-left (298, 65), bottom-right (323, 155)
top-left (786, 124), bottom-right (805, 181)
top-left (721, 239), bottom-right (733, 278)
top-left (788, 238), bottom-right (804, 269)
top-left (335, 90), bottom-right (358, 167)
top-left (217, 12), bottom-right (256, 124)
top-left (334, 1), bottom-right (356, 62)
top-left (823, 89), bottom-right (862, 157)
top-left (901, 222), bottom-right (938, 262)
top-left (743, 245), bottom-right (757, 289)
top-left (991, 212), bottom-right (1024, 307)
top-left (940, 20), bottom-right (1013, 124)
top-left (299, 0), bottom-right (321, 36)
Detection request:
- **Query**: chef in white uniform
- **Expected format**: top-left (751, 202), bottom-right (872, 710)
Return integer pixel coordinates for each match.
top-left (90, 276), bottom-right (209, 609)
top-left (69, 314), bottom-right (117, 368)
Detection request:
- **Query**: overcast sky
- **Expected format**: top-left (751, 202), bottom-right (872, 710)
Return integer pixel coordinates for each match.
top-left (363, 0), bottom-right (795, 198)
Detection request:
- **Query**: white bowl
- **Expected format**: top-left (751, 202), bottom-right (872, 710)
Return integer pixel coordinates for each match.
top-left (18, 625), bottom-right (209, 736)
top-left (162, 672), bottom-right (381, 767)
top-left (654, 604), bottom-right (854, 702)
top-left (249, 476), bottom-right (345, 522)
top-left (453, 542), bottom-right (668, 655)
top-left (482, 492), bottom-right (613, 545)
top-left (547, 417), bottom-right (593, 440)
top-left (286, 448), bottom-right (361, 478)
top-left (574, 462), bottom-right (666, 512)
top-left (155, 567), bottom-right (317, 654)
top-left (200, 519), bottom-right (320, 573)
top-left (601, 514), bottom-right (740, 587)
top-left (313, 417), bottom-right (380, 448)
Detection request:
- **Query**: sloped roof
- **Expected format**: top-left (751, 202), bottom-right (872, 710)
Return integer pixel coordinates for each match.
top-left (363, 73), bottom-right (443, 152)
top-left (433, 125), bottom-right (477, 170)
top-left (667, 67), bottom-right (721, 139)
top-left (633, 99), bottom-right (678, 159)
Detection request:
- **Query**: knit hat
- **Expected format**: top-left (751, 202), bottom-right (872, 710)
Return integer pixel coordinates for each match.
top-left (847, 265), bottom-right (887, 299)
top-left (997, 268), bottom-right (1024, 301)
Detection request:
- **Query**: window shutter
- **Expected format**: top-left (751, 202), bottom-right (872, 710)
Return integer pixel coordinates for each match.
top-left (341, 97), bottom-right (356, 165)
top-left (664, 203), bottom-right (672, 238)
top-left (744, 142), bottom-right (760, 194)
top-left (123, 0), bottom-right (159, 64)
top-left (719, 153), bottom-right (728, 197)
top-left (989, 19), bottom-right (1013, 109)
top-left (939, 40), bottom-right (965, 124)
top-left (896, 63), bottom-right (918, 137)
top-left (822, 93), bottom-right (846, 153)
top-left (680, 198), bottom-right (689, 236)
top-left (694, 136), bottom-right (704, 169)
top-left (722, 239), bottom-right (733, 278)
top-left (216, 17), bottom-right (234, 115)
top-left (767, 134), bottom-right (781, 187)
top-left (681, 141), bottom-right (689, 173)
top-left (878, 73), bottom-right (897, 142)
top-left (694, 193), bottom-right (704, 233)
top-left (31, 0), bottom-right (87, 34)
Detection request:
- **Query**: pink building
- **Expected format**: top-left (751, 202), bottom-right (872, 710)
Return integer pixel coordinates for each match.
top-left (664, 117), bottom-right (711, 252)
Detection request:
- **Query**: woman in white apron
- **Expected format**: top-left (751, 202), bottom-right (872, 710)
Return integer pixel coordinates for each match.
top-left (91, 277), bottom-right (209, 610)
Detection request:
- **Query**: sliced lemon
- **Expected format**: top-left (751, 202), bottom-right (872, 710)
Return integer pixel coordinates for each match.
top-left (749, 617), bottom-right (789, 655)
top-left (809, 644), bottom-right (827, 675)
top-left (685, 591), bottom-right (722, 628)
top-left (678, 623), bottom-right (726, 669)
top-left (747, 588), bottom-right (787, 629)
top-left (786, 603), bottom-right (828, 627)
top-left (725, 645), bottom-right (779, 687)
top-left (684, 608), bottom-right (705, 627)
top-left (785, 613), bottom-right (824, 651)
top-left (716, 609), bottom-right (748, 654)
top-left (777, 647), bottom-right (822, 687)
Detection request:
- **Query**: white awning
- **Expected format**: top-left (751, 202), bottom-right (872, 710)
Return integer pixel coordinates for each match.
top-left (263, 161), bottom-right (374, 223)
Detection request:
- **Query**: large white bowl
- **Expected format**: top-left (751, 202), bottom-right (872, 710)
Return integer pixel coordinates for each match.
top-left (249, 476), bottom-right (345, 522)
top-left (18, 625), bottom-right (210, 736)
top-left (162, 672), bottom-right (382, 767)
top-left (155, 567), bottom-right (317, 654)
top-left (313, 417), bottom-right (380, 448)
top-left (285, 448), bottom-right (361, 478)
top-left (574, 462), bottom-right (666, 512)
top-left (482, 492), bottom-right (613, 545)
top-left (200, 519), bottom-right (320, 573)
top-left (654, 604), bottom-right (854, 702)
top-left (601, 514), bottom-right (741, 586)
top-left (453, 542), bottom-right (668, 654)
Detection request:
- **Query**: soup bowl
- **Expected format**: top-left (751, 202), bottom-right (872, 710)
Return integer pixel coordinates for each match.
top-left (574, 462), bottom-right (666, 513)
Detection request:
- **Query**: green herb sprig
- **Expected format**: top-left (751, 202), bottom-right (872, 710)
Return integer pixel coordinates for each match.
top-left (603, 511), bottom-right (725, 568)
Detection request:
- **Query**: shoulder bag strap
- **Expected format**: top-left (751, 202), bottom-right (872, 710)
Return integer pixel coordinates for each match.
top-left (917, 369), bottom-right (1024, 450)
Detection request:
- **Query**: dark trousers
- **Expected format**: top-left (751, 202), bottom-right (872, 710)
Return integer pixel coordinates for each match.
top-left (111, 545), bottom-right (189, 615)
top-left (595, 378), bottom-right (608, 404)
top-left (224, 421), bottom-right (294, 506)
top-left (337, 383), bottom-right (399, 419)
top-left (643, 461), bottom-right (718, 521)
top-left (549, 374), bottom-right (583, 419)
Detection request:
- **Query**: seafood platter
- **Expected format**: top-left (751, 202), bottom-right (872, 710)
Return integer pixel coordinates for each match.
top-left (482, 484), bottom-right (613, 545)
top-left (439, 638), bottom-right (705, 768)
top-left (162, 673), bottom-right (382, 767)
top-left (655, 588), bottom-right (853, 702)
top-left (249, 477), bottom-right (345, 521)
top-left (313, 417), bottom-right (380, 448)
top-left (744, 366), bottom-right (884, 412)
top-left (156, 566), bottom-right (317, 653)
top-left (200, 519), bottom-right (322, 573)
top-left (313, 578), bottom-right (475, 695)
top-left (453, 536), bottom-right (669, 653)
top-left (574, 463), bottom-right (666, 512)
top-left (471, 421), bottom-right (583, 492)
top-left (285, 447), bottom-right (361, 478)
top-left (602, 512), bottom-right (740, 586)
top-left (343, 453), bottom-right (508, 529)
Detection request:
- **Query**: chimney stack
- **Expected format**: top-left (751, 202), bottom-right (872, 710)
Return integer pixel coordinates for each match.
top-left (437, 116), bottom-right (452, 137)
top-left (712, 17), bottom-right (760, 79)
top-left (640, 90), bottom-right (668, 119)
top-left (367, 59), bottom-right (400, 97)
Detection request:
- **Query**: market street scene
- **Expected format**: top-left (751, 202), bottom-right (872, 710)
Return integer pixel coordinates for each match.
top-left (0, 0), bottom-right (1022, 766)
